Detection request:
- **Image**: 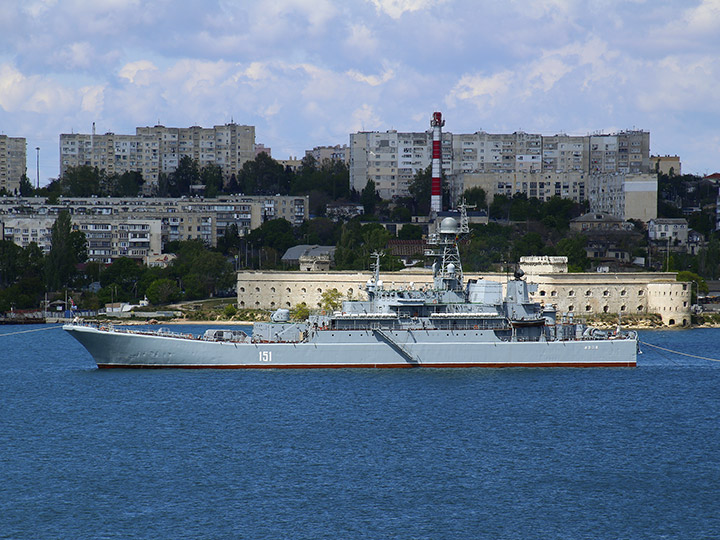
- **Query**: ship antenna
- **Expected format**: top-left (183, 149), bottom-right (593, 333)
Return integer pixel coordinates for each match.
top-left (371, 251), bottom-right (383, 284)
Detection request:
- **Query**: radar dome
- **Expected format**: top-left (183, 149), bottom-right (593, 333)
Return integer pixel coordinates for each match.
top-left (439, 217), bottom-right (459, 234)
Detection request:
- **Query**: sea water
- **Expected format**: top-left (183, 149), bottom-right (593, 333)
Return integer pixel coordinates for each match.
top-left (0, 324), bottom-right (718, 539)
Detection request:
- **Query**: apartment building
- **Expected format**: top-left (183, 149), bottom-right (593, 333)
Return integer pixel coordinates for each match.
top-left (350, 128), bottom-right (652, 204)
top-left (305, 145), bottom-right (350, 166)
top-left (0, 135), bottom-right (26, 194)
top-left (0, 194), bottom-right (309, 263)
top-left (60, 123), bottom-right (256, 190)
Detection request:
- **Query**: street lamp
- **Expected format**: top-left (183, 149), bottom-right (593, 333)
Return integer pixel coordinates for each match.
top-left (35, 147), bottom-right (40, 189)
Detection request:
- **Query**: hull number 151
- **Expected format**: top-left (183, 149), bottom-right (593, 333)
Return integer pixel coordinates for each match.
top-left (259, 351), bottom-right (272, 362)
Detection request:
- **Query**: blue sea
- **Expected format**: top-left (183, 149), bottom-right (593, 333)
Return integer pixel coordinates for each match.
top-left (1, 324), bottom-right (719, 539)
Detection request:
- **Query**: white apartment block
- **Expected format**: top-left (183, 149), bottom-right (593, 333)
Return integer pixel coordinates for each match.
top-left (0, 215), bottom-right (161, 264)
top-left (0, 135), bottom-right (26, 194)
top-left (60, 123), bottom-right (256, 190)
top-left (0, 194), bottom-right (309, 263)
top-left (587, 173), bottom-right (657, 222)
top-left (350, 128), bottom-right (651, 203)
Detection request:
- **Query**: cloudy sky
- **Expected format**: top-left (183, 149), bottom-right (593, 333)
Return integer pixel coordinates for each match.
top-left (1, 0), bottom-right (719, 184)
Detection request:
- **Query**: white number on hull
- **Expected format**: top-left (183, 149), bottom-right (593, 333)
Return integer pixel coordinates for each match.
top-left (259, 351), bottom-right (272, 362)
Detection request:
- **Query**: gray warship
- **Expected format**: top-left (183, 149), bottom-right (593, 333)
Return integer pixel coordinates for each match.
top-left (64, 209), bottom-right (638, 368)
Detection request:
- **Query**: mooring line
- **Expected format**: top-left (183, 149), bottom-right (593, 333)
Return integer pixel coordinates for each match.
top-left (640, 341), bottom-right (720, 363)
top-left (0, 325), bottom-right (63, 337)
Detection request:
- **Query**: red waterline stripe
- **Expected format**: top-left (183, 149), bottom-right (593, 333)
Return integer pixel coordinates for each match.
top-left (98, 361), bottom-right (636, 369)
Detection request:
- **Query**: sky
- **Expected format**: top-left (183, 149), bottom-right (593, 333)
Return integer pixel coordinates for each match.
top-left (1, 0), bottom-right (719, 186)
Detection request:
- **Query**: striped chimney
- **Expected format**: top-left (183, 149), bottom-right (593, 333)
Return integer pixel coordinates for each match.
top-left (430, 111), bottom-right (444, 213)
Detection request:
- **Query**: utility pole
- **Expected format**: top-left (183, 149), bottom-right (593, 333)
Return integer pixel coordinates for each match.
top-left (35, 147), bottom-right (40, 189)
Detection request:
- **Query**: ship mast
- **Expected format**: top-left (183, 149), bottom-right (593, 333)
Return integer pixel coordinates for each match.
top-left (427, 204), bottom-right (470, 292)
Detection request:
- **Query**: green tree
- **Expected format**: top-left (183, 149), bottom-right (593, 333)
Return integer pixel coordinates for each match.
top-left (361, 179), bottom-right (377, 215)
top-left (165, 156), bottom-right (200, 197)
top-left (201, 163), bottom-right (224, 198)
top-left (462, 187), bottom-right (487, 209)
top-left (61, 165), bottom-right (103, 196)
top-left (290, 302), bottom-right (310, 321)
top-left (45, 210), bottom-right (79, 290)
top-left (108, 171), bottom-right (145, 197)
top-left (0, 240), bottom-right (22, 288)
top-left (556, 234), bottom-right (589, 272)
top-left (320, 288), bottom-right (343, 312)
top-left (238, 153), bottom-right (290, 195)
top-left (246, 219), bottom-right (296, 254)
top-left (397, 223), bottom-right (423, 240)
top-left (18, 174), bottom-right (34, 196)
top-left (145, 278), bottom-right (181, 305)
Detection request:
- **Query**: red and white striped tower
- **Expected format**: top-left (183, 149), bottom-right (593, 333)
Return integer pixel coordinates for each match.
top-left (430, 111), bottom-right (444, 213)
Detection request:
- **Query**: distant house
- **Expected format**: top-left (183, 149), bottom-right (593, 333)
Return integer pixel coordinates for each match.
top-left (281, 245), bottom-right (336, 271)
top-left (570, 212), bottom-right (634, 233)
top-left (647, 218), bottom-right (688, 245)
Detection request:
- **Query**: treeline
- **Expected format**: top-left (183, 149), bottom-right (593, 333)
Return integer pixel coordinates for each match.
top-left (22, 154), bottom-right (353, 218)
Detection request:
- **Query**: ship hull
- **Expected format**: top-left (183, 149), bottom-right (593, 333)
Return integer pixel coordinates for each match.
top-left (64, 325), bottom-right (637, 369)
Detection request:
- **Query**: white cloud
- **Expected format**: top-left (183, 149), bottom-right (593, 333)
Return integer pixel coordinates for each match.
top-left (351, 104), bottom-right (382, 131)
top-left (80, 85), bottom-right (105, 114)
top-left (682, 0), bottom-right (720, 34)
top-left (447, 71), bottom-right (514, 109)
top-left (118, 60), bottom-right (159, 85)
top-left (346, 67), bottom-right (395, 86)
top-left (344, 24), bottom-right (379, 57)
top-left (369, 0), bottom-right (446, 18)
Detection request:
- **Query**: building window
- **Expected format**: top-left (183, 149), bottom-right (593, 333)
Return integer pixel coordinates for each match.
top-left (568, 290), bottom-right (575, 297)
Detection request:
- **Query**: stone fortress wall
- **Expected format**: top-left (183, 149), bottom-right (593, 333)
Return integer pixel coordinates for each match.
top-left (237, 257), bottom-right (691, 326)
